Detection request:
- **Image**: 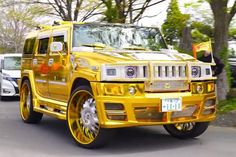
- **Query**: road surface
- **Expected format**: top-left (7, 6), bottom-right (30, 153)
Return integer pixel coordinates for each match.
top-left (0, 99), bottom-right (235, 157)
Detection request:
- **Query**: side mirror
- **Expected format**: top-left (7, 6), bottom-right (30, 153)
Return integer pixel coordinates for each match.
top-left (50, 42), bottom-right (63, 52)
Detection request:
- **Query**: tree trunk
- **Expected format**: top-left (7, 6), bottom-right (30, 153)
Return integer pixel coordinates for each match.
top-left (214, 17), bottom-right (230, 101)
top-left (210, 0), bottom-right (230, 101)
top-left (179, 26), bottom-right (192, 53)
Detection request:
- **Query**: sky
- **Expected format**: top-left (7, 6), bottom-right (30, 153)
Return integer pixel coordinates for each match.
top-left (46, 0), bottom-right (236, 28)
top-left (139, 0), bottom-right (236, 27)
top-left (139, 0), bottom-right (209, 27)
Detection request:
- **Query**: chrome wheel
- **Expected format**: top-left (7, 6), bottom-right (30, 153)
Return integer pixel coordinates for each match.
top-left (164, 122), bottom-right (209, 139)
top-left (68, 89), bottom-right (100, 145)
top-left (20, 82), bottom-right (31, 120)
top-left (80, 98), bottom-right (99, 136)
top-left (174, 122), bottom-right (196, 131)
top-left (67, 86), bottom-right (113, 148)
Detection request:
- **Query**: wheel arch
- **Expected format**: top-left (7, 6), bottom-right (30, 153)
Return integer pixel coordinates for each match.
top-left (71, 77), bottom-right (91, 95)
top-left (21, 76), bottom-right (30, 86)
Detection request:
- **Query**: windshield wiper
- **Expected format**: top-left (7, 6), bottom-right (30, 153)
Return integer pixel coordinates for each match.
top-left (81, 43), bottom-right (107, 49)
top-left (122, 46), bottom-right (148, 51)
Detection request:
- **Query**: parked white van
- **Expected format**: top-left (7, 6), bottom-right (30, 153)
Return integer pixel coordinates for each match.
top-left (0, 53), bottom-right (22, 99)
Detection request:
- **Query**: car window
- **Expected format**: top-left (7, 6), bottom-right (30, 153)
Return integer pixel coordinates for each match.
top-left (38, 38), bottom-right (49, 54)
top-left (23, 38), bottom-right (36, 54)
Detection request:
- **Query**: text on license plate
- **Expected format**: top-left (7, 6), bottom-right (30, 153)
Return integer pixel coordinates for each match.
top-left (161, 98), bottom-right (182, 112)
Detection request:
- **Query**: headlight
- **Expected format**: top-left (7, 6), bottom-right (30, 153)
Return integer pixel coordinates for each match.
top-left (2, 73), bottom-right (13, 81)
top-left (189, 63), bottom-right (213, 80)
top-left (101, 64), bottom-right (148, 81)
top-left (125, 66), bottom-right (137, 78)
top-left (191, 66), bottom-right (201, 78)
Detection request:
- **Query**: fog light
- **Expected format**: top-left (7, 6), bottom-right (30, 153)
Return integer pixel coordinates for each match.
top-left (128, 86), bottom-right (136, 95)
top-left (3, 89), bottom-right (11, 94)
top-left (196, 84), bottom-right (204, 94)
top-left (207, 83), bottom-right (215, 93)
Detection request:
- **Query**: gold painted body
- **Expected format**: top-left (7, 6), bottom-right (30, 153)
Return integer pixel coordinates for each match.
top-left (20, 21), bottom-right (216, 129)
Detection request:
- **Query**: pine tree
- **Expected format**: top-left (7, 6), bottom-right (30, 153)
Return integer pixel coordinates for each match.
top-left (162, 0), bottom-right (189, 45)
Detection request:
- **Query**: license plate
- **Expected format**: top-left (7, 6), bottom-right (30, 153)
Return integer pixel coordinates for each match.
top-left (161, 98), bottom-right (182, 112)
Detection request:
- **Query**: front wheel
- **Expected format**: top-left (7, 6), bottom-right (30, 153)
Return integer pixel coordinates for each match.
top-left (67, 86), bottom-right (113, 148)
top-left (163, 122), bottom-right (209, 139)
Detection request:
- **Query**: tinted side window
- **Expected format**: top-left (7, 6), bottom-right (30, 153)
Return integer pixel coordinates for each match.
top-left (23, 38), bottom-right (36, 54)
top-left (38, 38), bottom-right (49, 54)
top-left (28, 38), bottom-right (36, 53)
top-left (53, 35), bottom-right (64, 42)
top-left (23, 39), bottom-right (29, 54)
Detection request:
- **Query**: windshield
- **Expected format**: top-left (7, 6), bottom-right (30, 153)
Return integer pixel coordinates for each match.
top-left (4, 57), bottom-right (21, 70)
top-left (73, 24), bottom-right (167, 51)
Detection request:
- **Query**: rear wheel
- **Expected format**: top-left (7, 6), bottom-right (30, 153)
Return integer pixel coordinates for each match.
top-left (67, 86), bottom-right (113, 148)
top-left (163, 122), bottom-right (209, 139)
top-left (20, 80), bottom-right (43, 123)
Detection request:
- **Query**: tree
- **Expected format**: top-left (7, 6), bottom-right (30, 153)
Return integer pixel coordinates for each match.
top-left (2, 0), bottom-right (102, 22)
top-left (208, 0), bottom-right (236, 100)
top-left (101, 0), bottom-right (166, 23)
top-left (0, 2), bottom-right (47, 53)
top-left (162, 0), bottom-right (189, 45)
top-left (191, 21), bottom-right (213, 43)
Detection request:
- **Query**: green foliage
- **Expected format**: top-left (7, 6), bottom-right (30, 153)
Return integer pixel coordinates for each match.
top-left (218, 98), bottom-right (236, 113)
top-left (103, 0), bottom-right (119, 23)
top-left (229, 28), bottom-right (236, 40)
top-left (0, 3), bottom-right (48, 53)
top-left (191, 22), bottom-right (213, 38)
top-left (191, 29), bottom-right (209, 43)
top-left (190, 22), bottom-right (213, 44)
top-left (162, 0), bottom-right (190, 45)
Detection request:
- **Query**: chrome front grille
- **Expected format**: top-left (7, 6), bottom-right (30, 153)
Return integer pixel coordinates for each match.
top-left (153, 63), bottom-right (187, 80)
top-left (145, 80), bottom-right (189, 92)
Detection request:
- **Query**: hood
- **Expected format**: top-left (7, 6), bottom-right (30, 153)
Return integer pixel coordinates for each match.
top-left (2, 69), bottom-right (21, 78)
top-left (119, 49), bottom-right (195, 61)
top-left (72, 47), bottom-right (196, 64)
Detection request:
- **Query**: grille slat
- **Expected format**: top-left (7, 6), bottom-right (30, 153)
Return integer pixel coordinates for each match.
top-left (154, 64), bottom-right (187, 80)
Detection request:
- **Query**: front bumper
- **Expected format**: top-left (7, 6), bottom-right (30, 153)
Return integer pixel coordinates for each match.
top-left (1, 79), bottom-right (19, 96)
top-left (92, 82), bottom-right (216, 128)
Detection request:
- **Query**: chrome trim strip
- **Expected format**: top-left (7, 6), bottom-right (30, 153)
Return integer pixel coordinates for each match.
top-left (48, 81), bottom-right (67, 86)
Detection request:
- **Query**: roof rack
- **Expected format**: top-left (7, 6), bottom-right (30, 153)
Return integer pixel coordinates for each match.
top-left (36, 25), bottom-right (52, 30)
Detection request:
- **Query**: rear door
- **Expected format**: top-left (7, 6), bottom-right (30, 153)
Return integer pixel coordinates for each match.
top-left (33, 31), bottom-right (51, 98)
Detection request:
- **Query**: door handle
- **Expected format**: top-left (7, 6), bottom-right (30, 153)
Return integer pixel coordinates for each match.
top-left (48, 58), bottom-right (54, 66)
top-left (61, 59), bottom-right (66, 65)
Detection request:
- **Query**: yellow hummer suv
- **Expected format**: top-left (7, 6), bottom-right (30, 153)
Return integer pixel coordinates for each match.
top-left (20, 21), bottom-right (216, 148)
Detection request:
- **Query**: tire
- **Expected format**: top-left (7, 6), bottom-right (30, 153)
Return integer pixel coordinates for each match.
top-left (20, 79), bottom-right (43, 123)
top-left (163, 122), bottom-right (209, 139)
top-left (67, 86), bottom-right (113, 149)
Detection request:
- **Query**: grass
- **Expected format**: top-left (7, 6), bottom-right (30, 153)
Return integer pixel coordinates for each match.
top-left (217, 97), bottom-right (236, 113)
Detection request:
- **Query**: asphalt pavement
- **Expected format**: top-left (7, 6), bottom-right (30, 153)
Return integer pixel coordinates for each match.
top-left (0, 98), bottom-right (236, 157)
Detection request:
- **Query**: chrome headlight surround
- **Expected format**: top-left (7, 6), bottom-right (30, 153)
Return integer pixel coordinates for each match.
top-left (189, 63), bottom-right (213, 80)
top-left (101, 64), bottom-right (148, 81)
top-left (191, 66), bottom-right (201, 78)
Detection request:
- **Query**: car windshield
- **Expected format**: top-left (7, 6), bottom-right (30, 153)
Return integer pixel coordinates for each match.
top-left (73, 24), bottom-right (167, 51)
top-left (4, 57), bottom-right (21, 70)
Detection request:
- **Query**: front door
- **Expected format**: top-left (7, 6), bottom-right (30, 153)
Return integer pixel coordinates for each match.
top-left (48, 28), bottom-right (70, 102)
